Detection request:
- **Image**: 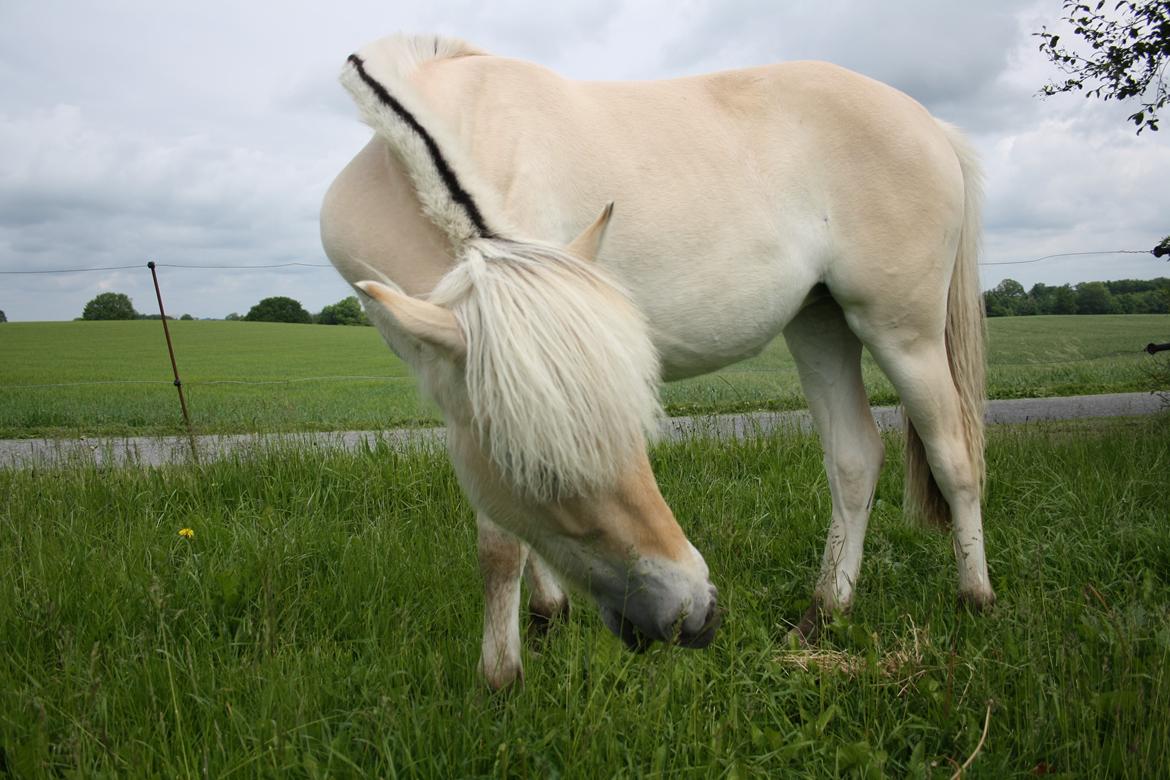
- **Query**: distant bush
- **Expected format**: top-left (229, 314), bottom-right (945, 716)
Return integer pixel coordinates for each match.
top-left (244, 296), bottom-right (312, 324)
top-left (82, 292), bottom-right (137, 321)
top-left (0, 310), bottom-right (6, 323)
top-left (317, 296), bottom-right (369, 326)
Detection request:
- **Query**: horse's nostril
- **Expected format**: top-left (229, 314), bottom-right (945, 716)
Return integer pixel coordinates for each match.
top-left (677, 599), bottom-right (722, 649)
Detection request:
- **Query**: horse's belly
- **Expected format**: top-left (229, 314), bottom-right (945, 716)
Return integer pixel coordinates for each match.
top-left (656, 334), bottom-right (773, 382)
top-left (619, 254), bottom-right (819, 382)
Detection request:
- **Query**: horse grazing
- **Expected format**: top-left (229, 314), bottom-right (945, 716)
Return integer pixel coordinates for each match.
top-left (321, 34), bottom-right (993, 690)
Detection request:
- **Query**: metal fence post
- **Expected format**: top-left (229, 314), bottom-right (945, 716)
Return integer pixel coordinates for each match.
top-left (146, 261), bottom-right (199, 462)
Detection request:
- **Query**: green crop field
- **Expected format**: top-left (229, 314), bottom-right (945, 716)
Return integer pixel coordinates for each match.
top-left (1, 416), bottom-right (1167, 776)
top-left (0, 314), bottom-right (1166, 438)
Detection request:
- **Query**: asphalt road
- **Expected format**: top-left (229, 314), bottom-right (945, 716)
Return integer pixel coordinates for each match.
top-left (1, 392), bottom-right (1164, 469)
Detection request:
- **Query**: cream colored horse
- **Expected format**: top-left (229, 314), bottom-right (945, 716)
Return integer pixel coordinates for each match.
top-left (320, 35), bottom-right (994, 690)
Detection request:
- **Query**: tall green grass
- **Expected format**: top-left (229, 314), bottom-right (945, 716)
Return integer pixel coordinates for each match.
top-left (2, 416), bottom-right (1167, 777)
top-left (1, 315), bottom-right (1168, 438)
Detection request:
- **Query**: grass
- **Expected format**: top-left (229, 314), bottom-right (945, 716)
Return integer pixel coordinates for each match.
top-left (0, 321), bottom-right (432, 439)
top-left (1, 415), bottom-right (1168, 777)
top-left (0, 314), bottom-right (1167, 438)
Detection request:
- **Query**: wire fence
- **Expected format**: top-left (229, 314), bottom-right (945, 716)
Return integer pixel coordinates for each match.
top-left (979, 249), bottom-right (1156, 266)
top-left (0, 261), bottom-right (333, 275)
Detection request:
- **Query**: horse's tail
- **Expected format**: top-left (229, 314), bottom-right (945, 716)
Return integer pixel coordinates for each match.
top-left (904, 122), bottom-right (987, 528)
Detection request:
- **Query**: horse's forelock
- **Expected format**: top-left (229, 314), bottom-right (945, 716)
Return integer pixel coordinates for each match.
top-left (430, 239), bottom-right (662, 501)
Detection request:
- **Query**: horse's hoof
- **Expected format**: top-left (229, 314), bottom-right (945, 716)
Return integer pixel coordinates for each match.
top-left (958, 588), bottom-right (996, 613)
top-left (787, 602), bottom-right (825, 645)
top-left (481, 664), bottom-right (524, 694)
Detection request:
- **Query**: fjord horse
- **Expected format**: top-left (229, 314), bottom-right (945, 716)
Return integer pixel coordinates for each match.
top-left (321, 35), bottom-right (992, 689)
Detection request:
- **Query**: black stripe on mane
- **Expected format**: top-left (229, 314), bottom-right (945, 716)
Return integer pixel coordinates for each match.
top-left (347, 53), bottom-right (496, 239)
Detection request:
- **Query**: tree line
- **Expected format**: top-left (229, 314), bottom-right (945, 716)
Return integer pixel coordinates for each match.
top-left (983, 278), bottom-right (1170, 317)
top-left (67, 278), bottom-right (1170, 324)
top-left (78, 292), bottom-right (370, 325)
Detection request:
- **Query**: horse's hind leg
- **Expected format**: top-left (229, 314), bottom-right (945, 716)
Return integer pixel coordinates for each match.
top-left (477, 513), bottom-right (527, 690)
top-left (783, 297), bottom-right (885, 641)
top-left (861, 330), bottom-right (995, 608)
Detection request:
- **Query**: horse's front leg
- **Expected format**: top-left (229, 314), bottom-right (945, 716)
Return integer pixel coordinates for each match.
top-left (784, 299), bottom-right (885, 642)
top-left (477, 513), bottom-right (527, 690)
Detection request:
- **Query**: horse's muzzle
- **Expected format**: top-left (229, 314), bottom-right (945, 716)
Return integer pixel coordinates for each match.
top-left (601, 596), bottom-right (723, 652)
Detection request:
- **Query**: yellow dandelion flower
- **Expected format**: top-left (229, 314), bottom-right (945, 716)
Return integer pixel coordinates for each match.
top-left (178, 528), bottom-right (195, 539)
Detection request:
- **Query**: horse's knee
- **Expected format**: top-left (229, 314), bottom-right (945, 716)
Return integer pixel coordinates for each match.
top-left (828, 433), bottom-right (884, 512)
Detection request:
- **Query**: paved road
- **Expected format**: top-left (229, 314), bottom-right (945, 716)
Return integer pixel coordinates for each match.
top-left (1, 392), bottom-right (1163, 469)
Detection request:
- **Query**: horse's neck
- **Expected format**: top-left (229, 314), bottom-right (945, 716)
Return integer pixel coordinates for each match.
top-left (321, 137), bottom-right (458, 298)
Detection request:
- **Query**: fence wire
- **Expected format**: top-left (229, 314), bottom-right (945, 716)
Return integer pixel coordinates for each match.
top-left (0, 262), bottom-right (332, 275)
top-left (0, 248), bottom-right (1165, 275)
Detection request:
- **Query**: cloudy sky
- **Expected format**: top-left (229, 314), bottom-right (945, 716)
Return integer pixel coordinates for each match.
top-left (1, 0), bottom-right (1168, 322)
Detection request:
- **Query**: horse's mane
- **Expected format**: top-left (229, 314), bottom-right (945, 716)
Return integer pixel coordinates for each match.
top-left (341, 35), bottom-right (661, 499)
top-left (340, 34), bottom-right (505, 248)
top-left (430, 238), bottom-right (661, 500)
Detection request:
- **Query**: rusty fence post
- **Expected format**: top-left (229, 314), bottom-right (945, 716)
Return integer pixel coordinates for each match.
top-left (147, 261), bottom-right (199, 463)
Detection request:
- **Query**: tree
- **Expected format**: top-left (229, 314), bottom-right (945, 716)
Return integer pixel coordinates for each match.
top-left (0, 310), bottom-right (6, 323)
top-left (1075, 281), bottom-right (1117, 314)
top-left (225, 312), bottom-right (242, 321)
top-left (1029, 282), bottom-right (1056, 313)
top-left (1052, 285), bottom-right (1079, 314)
top-left (318, 296), bottom-right (369, 326)
top-left (179, 313), bottom-right (194, 321)
top-left (983, 278), bottom-right (1028, 316)
top-left (1037, 1), bottom-right (1170, 133)
top-left (82, 292), bottom-right (137, 321)
top-left (244, 296), bottom-right (312, 324)
top-left (984, 292), bottom-right (1011, 317)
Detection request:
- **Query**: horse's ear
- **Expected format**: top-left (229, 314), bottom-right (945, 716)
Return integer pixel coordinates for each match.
top-left (565, 202), bottom-right (614, 262)
top-left (355, 281), bottom-right (466, 358)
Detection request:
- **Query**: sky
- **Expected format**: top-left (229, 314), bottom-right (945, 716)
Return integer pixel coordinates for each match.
top-left (1, 0), bottom-right (1168, 322)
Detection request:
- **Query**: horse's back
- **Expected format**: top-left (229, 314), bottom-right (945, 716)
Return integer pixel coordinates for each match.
top-left (324, 40), bottom-right (972, 376)
top-left (409, 52), bottom-right (965, 268)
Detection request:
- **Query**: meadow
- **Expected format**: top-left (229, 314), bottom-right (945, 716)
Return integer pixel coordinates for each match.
top-left (0, 314), bottom-right (1167, 438)
top-left (1, 416), bottom-right (1167, 777)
